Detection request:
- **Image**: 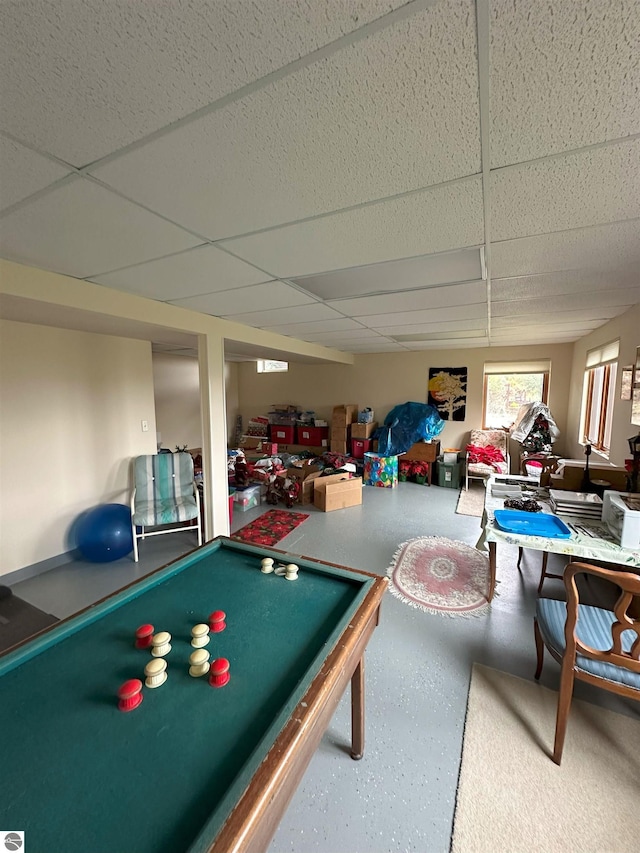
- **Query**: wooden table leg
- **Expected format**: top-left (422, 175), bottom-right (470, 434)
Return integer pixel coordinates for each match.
top-left (350, 657), bottom-right (365, 760)
top-left (488, 541), bottom-right (497, 602)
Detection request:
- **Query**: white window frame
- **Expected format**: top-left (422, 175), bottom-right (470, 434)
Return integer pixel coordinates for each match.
top-left (581, 340), bottom-right (619, 455)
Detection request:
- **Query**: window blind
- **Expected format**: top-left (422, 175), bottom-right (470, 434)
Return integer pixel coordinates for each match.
top-left (585, 340), bottom-right (619, 368)
top-left (483, 360), bottom-right (551, 375)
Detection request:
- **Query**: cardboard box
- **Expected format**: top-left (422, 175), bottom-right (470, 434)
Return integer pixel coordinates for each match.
top-left (314, 475), bottom-right (363, 512)
top-left (296, 426), bottom-right (329, 446)
top-left (550, 460), bottom-right (628, 492)
top-left (402, 440), bottom-right (440, 464)
top-left (331, 440), bottom-right (348, 454)
top-left (239, 436), bottom-right (262, 450)
top-left (351, 421), bottom-right (378, 439)
top-left (285, 465), bottom-right (323, 505)
top-left (332, 404), bottom-right (359, 428)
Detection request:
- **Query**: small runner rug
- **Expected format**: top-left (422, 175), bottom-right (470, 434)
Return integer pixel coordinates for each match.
top-left (387, 537), bottom-right (490, 617)
top-left (231, 509), bottom-right (309, 548)
top-left (455, 482), bottom-right (485, 517)
top-left (451, 664), bottom-right (639, 853)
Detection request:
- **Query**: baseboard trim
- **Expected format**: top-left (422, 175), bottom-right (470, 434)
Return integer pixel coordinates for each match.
top-left (2, 550), bottom-right (80, 586)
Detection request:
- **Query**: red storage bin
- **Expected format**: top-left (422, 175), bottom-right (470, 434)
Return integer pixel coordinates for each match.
top-left (269, 425), bottom-right (295, 443)
top-left (351, 438), bottom-right (373, 459)
top-left (296, 426), bottom-right (329, 446)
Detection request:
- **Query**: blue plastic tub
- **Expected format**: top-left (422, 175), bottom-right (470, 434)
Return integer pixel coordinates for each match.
top-left (493, 510), bottom-right (571, 538)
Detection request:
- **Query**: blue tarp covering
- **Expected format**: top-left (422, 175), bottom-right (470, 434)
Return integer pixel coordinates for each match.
top-left (373, 402), bottom-right (445, 456)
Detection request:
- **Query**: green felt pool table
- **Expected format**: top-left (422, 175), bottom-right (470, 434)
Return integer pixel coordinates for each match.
top-left (0, 537), bottom-right (387, 853)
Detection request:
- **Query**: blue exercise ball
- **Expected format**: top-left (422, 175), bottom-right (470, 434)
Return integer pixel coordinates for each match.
top-left (76, 503), bottom-right (133, 563)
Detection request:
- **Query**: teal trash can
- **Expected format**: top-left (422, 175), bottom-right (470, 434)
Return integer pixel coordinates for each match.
top-left (437, 456), bottom-right (462, 489)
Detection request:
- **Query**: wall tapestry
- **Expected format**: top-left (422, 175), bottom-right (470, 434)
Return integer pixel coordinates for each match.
top-left (428, 367), bottom-right (467, 421)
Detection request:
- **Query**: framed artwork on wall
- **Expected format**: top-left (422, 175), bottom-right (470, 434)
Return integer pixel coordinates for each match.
top-left (632, 347), bottom-right (640, 427)
top-left (428, 367), bottom-right (467, 421)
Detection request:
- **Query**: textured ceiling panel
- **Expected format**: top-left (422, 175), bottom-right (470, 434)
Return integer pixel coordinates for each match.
top-left (337, 341), bottom-right (407, 352)
top-left (291, 247), bottom-right (483, 299)
top-left (222, 303), bottom-right (343, 327)
top-left (91, 245), bottom-right (271, 301)
top-left (491, 221), bottom-right (640, 279)
top-left (405, 337), bottom-right (489, 349)
top-left (491, 270), bottom-right (640, 302)
top-left (0, 0), bottom-right (405, 165)
top-left (222, 178), bottom-right (484, 278)
top-left (491, 317), bottom-right (610, 334)
top-left (492, 306), bottom-right (624, 327)
top-left (375, 317), bottom-right (490, 336)
top-left (0, 136), bottom-right (72, 211)
top-left (491, 288), bottom-right (640, 318)
top-left (490, 0), bottom-right (640, 167)
top-left (491, 138), bottom-right (640, 242)
top-left (261, 318), bottom-right (364, 336)
top-left (299, 328), bottom-right (383, 342)
top-left (92, 1), bottom-right (479, 238)
top-left (328, 280), bottom-right (486, 316)
top-left (360, 303), bottom-right (488, 328)
top-left (167, 281), bottom-right (313, 315)
top-left (0, 177), bottom-right (200, 278)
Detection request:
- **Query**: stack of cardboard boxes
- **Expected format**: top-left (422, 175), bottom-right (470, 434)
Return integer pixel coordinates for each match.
top-left (351, 420), bottom-right (378, 458)
top-left (331, 404), bottom-right (358, 454)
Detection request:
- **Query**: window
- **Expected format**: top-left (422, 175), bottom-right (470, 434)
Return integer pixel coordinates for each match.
top-left (483, 361), bottom-right (550, 429)
top-left (256, 360), bottom-right (288, 373)
top-left (582, 341), bottom-right (619, 454)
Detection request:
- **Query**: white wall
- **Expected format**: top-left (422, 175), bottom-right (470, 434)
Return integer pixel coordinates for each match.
top-left (566, 303), bottom-right (640, 467)
top-left (0, 320), bottom-right (157, 576)
top-left (152, 352), bottom-right (201, 451)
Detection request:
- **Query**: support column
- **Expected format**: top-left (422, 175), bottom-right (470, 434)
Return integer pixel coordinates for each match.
top-left (198, 333), bottom-right (229, 540)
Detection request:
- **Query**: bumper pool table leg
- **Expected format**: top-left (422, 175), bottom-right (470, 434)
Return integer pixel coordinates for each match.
top-left (351, 657), bottom-right (365, 760)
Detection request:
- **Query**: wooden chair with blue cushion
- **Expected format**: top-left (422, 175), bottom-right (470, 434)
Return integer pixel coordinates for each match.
top-left (130, 453), bottom-right (202, 562)
top-left (534, 561), bottom-right (640, 764)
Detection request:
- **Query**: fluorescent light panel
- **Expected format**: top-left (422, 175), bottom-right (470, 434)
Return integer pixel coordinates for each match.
top-left (291, 246), bottom-right (484, 300)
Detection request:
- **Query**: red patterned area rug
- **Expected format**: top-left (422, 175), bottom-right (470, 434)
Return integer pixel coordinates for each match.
top-left (231, 509), bottom-right (309, 548)
top-left (387, 537), bottom-right (490, 618)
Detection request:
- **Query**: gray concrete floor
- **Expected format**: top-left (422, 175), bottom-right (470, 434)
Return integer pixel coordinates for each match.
top-left (11, 482), bottom-right (639, 853)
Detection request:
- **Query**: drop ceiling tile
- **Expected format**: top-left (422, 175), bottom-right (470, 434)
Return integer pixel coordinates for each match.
top-left (292, 247), bottom-right (483, 299)
top-left (374, 317), bottom-right (489, 336)
top-left (0, 136), bottom-right (73, 211)
top-left (301, 328), bottom-right (384, 342)
top-left (222, 302), bottom-right (341, 327)
top-left (261, 318), bottom-right (364, 336)
top-left (491, 288), bottom-right (640, 317)
top-left (0, 177), bottom-right (200, 278)
top-left (362, 303), bottom-right (488, 327)
top-left (491, 270), bottom-right (640, 302)
top-left (491, 307), bottom-right (623, 327)
top-left (492, 138), bottom-right (640, 242)
top-left (338, 341), bottom-right (408, 352)
top-left (491, 324), bottom-right (596, 338)
top-left (91, 244), bottom-right (271, 301)
top-left (221, 178), bottom-right (484, 277)
top-left (168, 281), bottom-right (310, 316)
top-left (491, 221), bottom-right (640, 279)
top-left (405, 337), bottom-right (489, 349)
top-left (328, 280), bottom-right (486, 316)
top-left (490, 334), bottom-right (578, 346)
top-left (1, 0), bottom-right (405, 165)
top-left (490, 0), bottom-right (640, 167)
top-left (92, 1), bottom-right (480, 238)
top-left (491, 318), bottom-right (606, 335)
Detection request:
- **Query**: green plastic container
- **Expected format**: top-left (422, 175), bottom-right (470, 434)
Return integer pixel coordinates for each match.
top-left (437, 457), bottom-right (461, 489)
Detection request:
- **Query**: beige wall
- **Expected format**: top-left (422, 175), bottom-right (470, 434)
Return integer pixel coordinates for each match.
top-left (236, 343), bottom-right (575, 459)
top-left (0, 320), bottom-right (157, 576)
top-left (152, 353), bottom-right (201, 451)
top-left (225, 361), bottom-right (240, 444)
top-left (565, 302), bottom-right (640, 468)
